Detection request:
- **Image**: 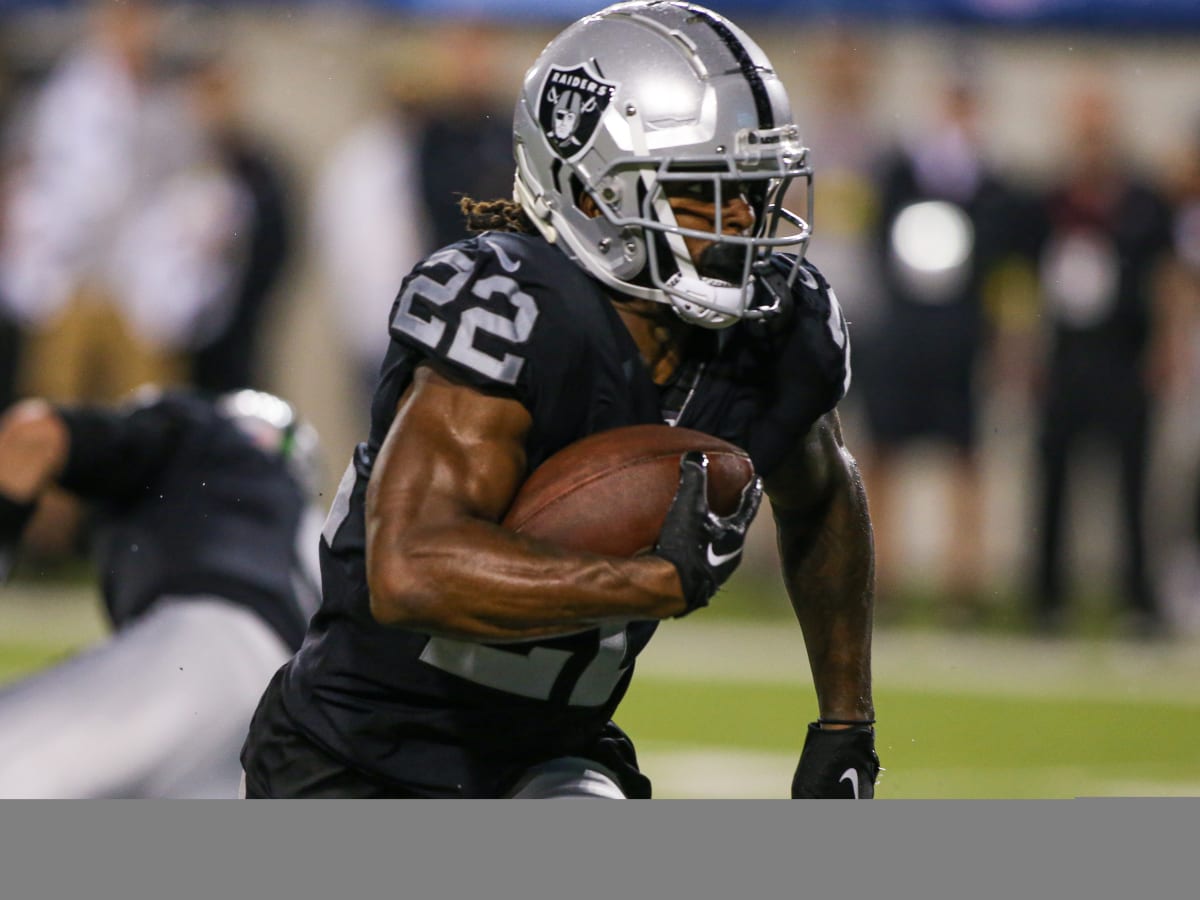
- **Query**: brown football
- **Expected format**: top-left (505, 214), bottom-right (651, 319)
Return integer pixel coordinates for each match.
top-left (501, 424), bottom-right (756, 557)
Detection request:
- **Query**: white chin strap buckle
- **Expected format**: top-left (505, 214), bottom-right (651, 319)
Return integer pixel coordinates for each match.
top-left (664, 273), bottom-right (751, 328)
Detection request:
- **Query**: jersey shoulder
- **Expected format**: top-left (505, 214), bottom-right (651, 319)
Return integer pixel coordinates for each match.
top-left (729, 256), bottom-right (852, 476)
top-left (757, 255), bottom-right (852, 400)
top-left (387, 231), bottom-right (613, 397)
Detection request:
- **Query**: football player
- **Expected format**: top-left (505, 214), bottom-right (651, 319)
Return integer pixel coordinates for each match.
top-left (0, 388), bottom-right (323, 797)
top-left (242, 0), bottom-right (878, 798)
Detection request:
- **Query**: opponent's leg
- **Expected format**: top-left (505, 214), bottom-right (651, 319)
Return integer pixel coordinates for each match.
top-left (0, 596), bottom-right (289, 798)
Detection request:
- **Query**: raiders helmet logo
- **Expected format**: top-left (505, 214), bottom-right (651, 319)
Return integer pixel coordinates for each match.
top-left (536, 63), bottom-right (617, 160)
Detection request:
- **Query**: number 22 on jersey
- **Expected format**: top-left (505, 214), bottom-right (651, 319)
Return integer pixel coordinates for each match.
top-left (391, 246), bottom-right (539, 386)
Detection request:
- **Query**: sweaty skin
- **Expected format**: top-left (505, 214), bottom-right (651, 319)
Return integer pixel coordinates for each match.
top-left (365, 365), bottom-right (687, 641)
top-left (767, 412), bottom-right (875, 725)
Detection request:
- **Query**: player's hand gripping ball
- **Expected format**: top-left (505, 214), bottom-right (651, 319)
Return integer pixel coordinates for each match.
top-left (653, 451), bottom-right (762, 614)
top-left (502, 425), bottom-right (760, 612)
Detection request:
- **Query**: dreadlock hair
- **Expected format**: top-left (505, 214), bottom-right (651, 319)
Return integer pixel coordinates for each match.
top-left (459, 196), bottom-right (538, 235)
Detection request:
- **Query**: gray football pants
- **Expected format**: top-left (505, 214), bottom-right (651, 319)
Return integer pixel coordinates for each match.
top-left (504, 757), bottom-right (627, 798)
top-left (0, 596), bottom-right (290, 798)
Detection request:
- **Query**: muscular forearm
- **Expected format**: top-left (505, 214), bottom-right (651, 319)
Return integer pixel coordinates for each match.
top-left (368, 520), bottom-right (685, 640)
top-left (364, 364), bottom-right (695, 641)
top-left (772, 432), bottom-right (875, 722)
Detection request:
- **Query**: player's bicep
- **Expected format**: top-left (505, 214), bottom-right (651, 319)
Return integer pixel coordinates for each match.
top-left (366, 364), bottom-right (532, 554)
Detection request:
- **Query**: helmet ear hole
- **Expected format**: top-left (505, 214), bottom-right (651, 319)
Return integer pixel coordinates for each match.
top-left (570, 174), bottom-right (599, 218)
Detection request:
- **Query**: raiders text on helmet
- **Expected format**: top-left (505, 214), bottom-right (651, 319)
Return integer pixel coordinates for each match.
top-left (513, 1), bottom-right (813, 327)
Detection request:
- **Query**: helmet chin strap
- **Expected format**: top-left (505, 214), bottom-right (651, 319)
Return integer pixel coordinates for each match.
top-left (643, 187), bottom-right (744, 331)
top-left (664, 276), bottom-right (751, 329)
top-left (657, 222), bottom-right (749, 329)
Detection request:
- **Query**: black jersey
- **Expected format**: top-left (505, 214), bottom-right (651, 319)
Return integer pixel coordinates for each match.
top-left (54, 391), bottom-right (321, 650)
top-left (275, 232), bottom-right (850, 796)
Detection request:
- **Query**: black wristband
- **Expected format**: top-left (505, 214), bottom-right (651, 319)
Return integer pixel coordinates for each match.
top-left (0, 493), bottom-right (36, 541)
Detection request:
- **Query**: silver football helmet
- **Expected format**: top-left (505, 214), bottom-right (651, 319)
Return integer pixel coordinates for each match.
top-left (513, 0), bottom-right (813, 328)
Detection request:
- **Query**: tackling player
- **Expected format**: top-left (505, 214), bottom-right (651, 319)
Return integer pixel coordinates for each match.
top-left (0, 388), bottom-right (322, 797)
top-left (242, 0), bottom-right (878, 798)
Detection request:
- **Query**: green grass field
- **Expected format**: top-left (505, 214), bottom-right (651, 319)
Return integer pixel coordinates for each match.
top-left (623, 612), bottom-right (1200, 798)
top-left (3, 579), bottom-right (1199, 798)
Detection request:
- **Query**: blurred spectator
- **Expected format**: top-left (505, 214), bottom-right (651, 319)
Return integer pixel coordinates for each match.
top-left (0, 47), bottom-right (21, 411)
top-left (414, 22), bottom-right (515, 248)
top-left (1168, 123), bottom-right (1200, 294)
top-left (0, 0), bottom-right (206, 404)
top-left (862, 71), bottom-right (1021, 618)
top-left (801, 30), bottom-right (887, 414)
top-left (313, 22), bottom-right (513, 405)
top-left (1024, 79), bottom-right (1176, 637)
top-left (184, 54), bottom-right (294, 395)
top-left (1152, 115), bottom-right (1200, 632)
top-left (312, 70), bottom-right (431, 402)
top-left (1176, 127), bottom-right (1200, 559)
top-left (0, 1), bottom-right (259, 559)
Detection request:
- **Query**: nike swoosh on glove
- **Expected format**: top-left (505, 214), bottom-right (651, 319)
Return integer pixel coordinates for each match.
top-left (653, 451), bottom-right (762, 616)
top-left (791, 722), bottom-right (880, 798)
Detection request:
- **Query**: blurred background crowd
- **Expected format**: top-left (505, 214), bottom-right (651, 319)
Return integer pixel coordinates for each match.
top-left (1, 0), bottom-right (1198, 640)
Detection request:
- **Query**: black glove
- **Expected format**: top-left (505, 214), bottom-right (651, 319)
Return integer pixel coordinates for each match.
top-left (0, 493), bottom-right (36, 584)
top-left (653, 451), bottom-right (762, 616)
top-left (791, 722), bottom-right (880, 799)
top-left (749, 255), bottom-right (796, 323)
